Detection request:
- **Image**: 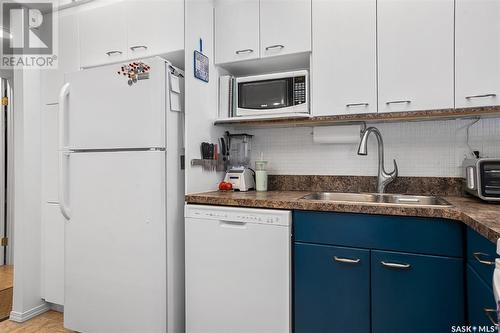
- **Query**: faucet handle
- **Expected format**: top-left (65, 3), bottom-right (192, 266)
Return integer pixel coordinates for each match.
top-left (390, 159), bottom-right (398, 178)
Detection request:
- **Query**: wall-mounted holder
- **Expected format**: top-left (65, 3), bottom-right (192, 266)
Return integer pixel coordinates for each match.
top-left (191, 159), bottom-right (226, 172)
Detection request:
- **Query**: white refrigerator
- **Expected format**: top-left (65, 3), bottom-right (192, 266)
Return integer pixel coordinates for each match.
top-left (58, 57), bottom-right (185, 333)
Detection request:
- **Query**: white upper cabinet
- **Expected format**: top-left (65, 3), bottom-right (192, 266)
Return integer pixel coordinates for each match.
top-left (125, 0), bottom-right (184, 59)
top-left (215, 0), bottom-right (311, 64)
top-left (260, 0), bottom-right (311, 58)
top-left (80, 1), bottom-right (185, 68)
top-left (456, 0), bottom-right (500, 108)
top-left (312, 0), bottom-right (376, 116)
top-left (215, 0), bottom-right (260, 64)
top-left (377, 0), bottom-right (454, 113)
top-left (79, 2), bottom-right (128, 68)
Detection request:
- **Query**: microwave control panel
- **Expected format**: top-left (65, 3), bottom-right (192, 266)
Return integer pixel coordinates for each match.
top-left (293, 76), bottom-right (306, 105)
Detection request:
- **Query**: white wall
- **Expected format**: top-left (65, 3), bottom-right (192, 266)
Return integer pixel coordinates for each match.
top-left (241, 118), bottom-right (500, 177)
top-left (185, 0), bottom-right (227, 193)
top-left (11, 69), bottom-right (48, 321)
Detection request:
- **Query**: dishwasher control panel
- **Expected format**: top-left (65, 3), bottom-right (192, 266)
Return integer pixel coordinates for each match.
top-left (185, 204), bottom-right (291, 226)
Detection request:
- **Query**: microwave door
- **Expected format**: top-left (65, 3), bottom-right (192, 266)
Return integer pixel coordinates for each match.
top-left (238, 79), bottom-right (292, 111)
top-left (482, 162), bottom-right (500, 196)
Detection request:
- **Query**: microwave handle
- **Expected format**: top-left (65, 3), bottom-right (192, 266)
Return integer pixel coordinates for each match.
top-left (466, 166), bottom-right (476, 190)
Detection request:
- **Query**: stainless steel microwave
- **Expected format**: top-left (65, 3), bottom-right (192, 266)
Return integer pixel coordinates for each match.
top-left (463, 158), bottom-right (500, 202)
top-left (235, 70), bottom-right (309, 117)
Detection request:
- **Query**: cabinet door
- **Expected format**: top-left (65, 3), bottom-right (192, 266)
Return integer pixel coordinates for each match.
top-left (467, 265), bottom-right (498, 328)
top-left (125, 0), bottom-right (184, 59)
top-left (41, 104), bottom-right (59, 203)
top-left (214, 0), bottom-right (260, 64)
top-left (42, 203), bottom-right (65, 305)
top-left (371, 250), bottom-right (465, 333)
top-left (260, 0), bottom-right (311, 58)
top-left (456, 0), bottom-right (500, 108)
top-left (311, 0), bottom-right (376, 116)
top-left (294, 243), bottom-right (370, 333)
top-left (41, 13), bottom-right (80, 104)
top-left (79, 3), bottom-right (127, 68)
top-left (467, 228), bottom-right (496, 287)
top-left (378, 0), bottom-right (454, 112)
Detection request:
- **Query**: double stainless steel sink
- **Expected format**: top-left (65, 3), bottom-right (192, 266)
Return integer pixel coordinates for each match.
top-left (301, 192), bottom-right (452, 207)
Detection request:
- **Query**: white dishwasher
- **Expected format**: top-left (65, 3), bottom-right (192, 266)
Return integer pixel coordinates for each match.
top-left (185, 204), bottom-right (291, 333)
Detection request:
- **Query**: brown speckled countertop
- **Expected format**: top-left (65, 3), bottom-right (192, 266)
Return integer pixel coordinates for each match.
top-left (185, 191), bottom-right (500, 244)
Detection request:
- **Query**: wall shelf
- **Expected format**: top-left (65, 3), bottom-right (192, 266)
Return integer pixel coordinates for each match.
top-left (214, 105), bottom-right (500, 128)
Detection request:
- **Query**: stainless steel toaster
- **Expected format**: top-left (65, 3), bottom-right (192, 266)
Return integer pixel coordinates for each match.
top-left (463, 158), bottom-right (500, 202)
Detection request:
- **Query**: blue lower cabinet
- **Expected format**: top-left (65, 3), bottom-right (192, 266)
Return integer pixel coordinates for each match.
top-left (294, 242), bottom-right (370, 333)
top-left (467, 264), bottom-right (497, 328)
top-left (467, 228), bottom-right (496, 288)
top-left (371, 250), bottom-right (465, 333)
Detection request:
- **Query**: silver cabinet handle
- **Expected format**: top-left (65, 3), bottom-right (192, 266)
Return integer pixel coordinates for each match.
top-left (106, 50), bottom-right (123, 56)
top-left (130, 45), bottom-right (148, 51)
top-left (381, 261), bottom-right (411, 269)
top-left (334, 256), bottom-right (361, 264)
top-left (466, 94), bottom-right (496, 99)
top-left (346, 103), bottom-right (369, 107)
top-left (265, 44), bottom-right (285, 51)
top-left (235, 49), bottom-right (254, 54)
top-left (386, 100), bottom-right (411, 105)
top-left (473, 252), bottom-right (495, 266)
top-left (484, 308), bottom-right (499, 327)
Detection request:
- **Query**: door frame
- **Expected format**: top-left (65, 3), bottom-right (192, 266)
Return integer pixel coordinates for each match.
top-left (0, 76), bottom-right (14, 265)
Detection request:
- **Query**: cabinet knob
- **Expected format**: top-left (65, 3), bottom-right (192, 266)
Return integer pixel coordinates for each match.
top-left (235, 49), bottom-right (254, 55)
top-left (265, 44), bottom-right (285, 51)
top-left (333, 256), bottom-right (361, 264)
top-left (105, 50), bottom-right (123, 57)
top-left (130, 45), bottom-right (148, 51)
top-left (466, 93), bottom-right (496, 99)
top-left (381, 261), bottom-right (411, 269)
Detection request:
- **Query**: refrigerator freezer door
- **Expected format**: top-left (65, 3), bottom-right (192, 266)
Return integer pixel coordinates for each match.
top-left (64, 151), bottom-right (166, 333)
top-left (63, 58), bottom-right (166, 150)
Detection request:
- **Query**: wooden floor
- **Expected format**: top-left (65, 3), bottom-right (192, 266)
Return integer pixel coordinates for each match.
top-left (0, 265), bottom-right (13, 291)
top-left (0, 311), bottom-right (71, 333)
top-left (0, 265), bottom-right (13, 320)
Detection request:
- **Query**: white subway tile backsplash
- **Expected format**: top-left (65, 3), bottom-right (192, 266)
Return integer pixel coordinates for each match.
top-left (242, 118), bottom-right (500, 177)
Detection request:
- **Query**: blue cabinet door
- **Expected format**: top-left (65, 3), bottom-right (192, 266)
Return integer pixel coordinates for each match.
top-left (467, 228), bottom-right (496, 287)
top-left (294, 242), bottom-right (370, 333)
top-left (467, 264), bottom-right (497, 328)
top-left (371, 250), bottom-right (465, 333)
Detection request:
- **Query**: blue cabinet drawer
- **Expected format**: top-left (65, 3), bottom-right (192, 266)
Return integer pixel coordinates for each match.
top-left (294, 242), bottom-right (370, 333)
top-left (294, 211), bottom-right (463, 257)
top-left (371, 250), bottom-right (465, 333)
top-left (467, 264), bottom-right (497, 328)
top-left (467, 228), bottom-right (496, 288)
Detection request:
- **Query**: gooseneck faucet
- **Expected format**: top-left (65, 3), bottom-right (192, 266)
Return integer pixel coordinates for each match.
top-left (357, 127), bottom-right (398, 193)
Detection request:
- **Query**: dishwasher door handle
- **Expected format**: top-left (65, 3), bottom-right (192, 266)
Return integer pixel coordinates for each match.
top-left (219, 220), bottom-right (248, 229)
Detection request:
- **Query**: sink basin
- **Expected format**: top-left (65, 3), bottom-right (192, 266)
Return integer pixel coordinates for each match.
top-left (303, 192), bottom-right (380, 202)
top-left (301, 192), bottom-right (452, 207)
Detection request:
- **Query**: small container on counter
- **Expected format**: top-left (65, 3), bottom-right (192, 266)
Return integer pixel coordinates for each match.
top-left (255, 154), bottom-right (268, 192)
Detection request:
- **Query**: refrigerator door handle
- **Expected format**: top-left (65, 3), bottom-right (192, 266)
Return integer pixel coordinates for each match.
top-left (59, 151), bottom-right (71, 220)
top-left (58, 83), bottom-right (70, 151)
top-left (59, 83), bottom-right (71, 220)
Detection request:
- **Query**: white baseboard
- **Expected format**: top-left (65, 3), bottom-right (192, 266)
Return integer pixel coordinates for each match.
top-left (48, 303), bottom-right (64, 313)
top-left (9, 303), bottom-right (51, 323)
